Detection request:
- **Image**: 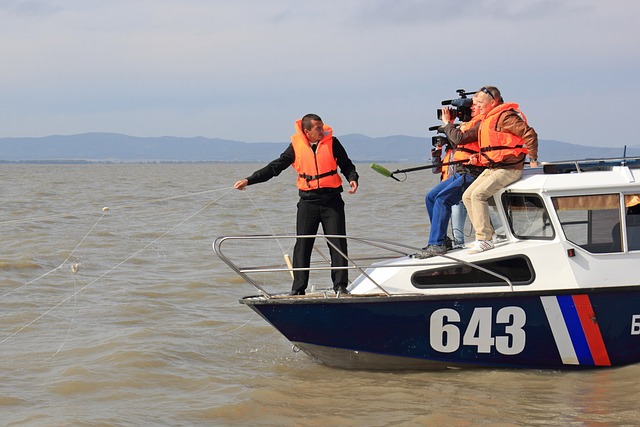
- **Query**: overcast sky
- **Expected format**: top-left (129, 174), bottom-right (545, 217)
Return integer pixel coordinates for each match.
top-left (1, 0), bottom-right (638, 149)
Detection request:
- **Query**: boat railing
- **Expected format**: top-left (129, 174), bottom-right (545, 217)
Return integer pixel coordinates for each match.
top-left (542, 155), bottom-right (640, 174)
top-left (213, 234), bottom-right (515, 298)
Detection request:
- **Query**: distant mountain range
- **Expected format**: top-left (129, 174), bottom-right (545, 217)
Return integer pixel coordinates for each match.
top-left (1, 132), bottom-right (638, 163)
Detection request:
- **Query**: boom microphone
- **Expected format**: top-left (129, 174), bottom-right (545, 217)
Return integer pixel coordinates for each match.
top-left (370, 163), bottom-right (400, 181)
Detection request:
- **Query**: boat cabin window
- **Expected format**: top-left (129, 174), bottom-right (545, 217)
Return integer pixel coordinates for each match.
top-left (412, 256), bottom-right (534, 288)
top-left (553, 194), bottom-right (622, 253)
top-left (622, 195), bottom-right (640, 251)
top-left (502, 194), bottom-right (554, 239)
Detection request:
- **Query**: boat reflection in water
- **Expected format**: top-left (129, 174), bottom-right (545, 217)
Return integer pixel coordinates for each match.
top-left (215, 157), bottom-right (640, 370)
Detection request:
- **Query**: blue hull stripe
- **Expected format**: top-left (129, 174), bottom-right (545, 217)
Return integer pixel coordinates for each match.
top-left (556, 295), bottom-right (594, 365)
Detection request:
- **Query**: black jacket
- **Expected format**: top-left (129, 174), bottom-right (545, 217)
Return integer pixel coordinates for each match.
top-left (246, 137), bottom-right (359, 199)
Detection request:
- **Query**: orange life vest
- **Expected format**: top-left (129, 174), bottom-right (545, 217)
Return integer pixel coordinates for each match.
top-left (452, 114), bottom-right (483, 164)
top-left (291, 120), bottom-right (342, 190)
top-left (440, 147), bottom-right (455, 181)
top-left (478, 103), bottom-right (528, 166)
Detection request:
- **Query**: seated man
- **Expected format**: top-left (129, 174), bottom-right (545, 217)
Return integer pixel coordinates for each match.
top-left (462, 86), bottom-right (539, 254)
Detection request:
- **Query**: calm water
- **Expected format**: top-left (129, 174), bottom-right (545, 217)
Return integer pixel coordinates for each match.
top-left (1, 163), bottom-right (639, 426)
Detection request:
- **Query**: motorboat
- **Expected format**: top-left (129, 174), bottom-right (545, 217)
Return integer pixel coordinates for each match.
top-left (214, 157), bottom-right (640, 370)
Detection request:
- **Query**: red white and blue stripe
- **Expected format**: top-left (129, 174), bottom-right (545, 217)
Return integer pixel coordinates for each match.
top-left (541, 295), bottom-right (611, 366)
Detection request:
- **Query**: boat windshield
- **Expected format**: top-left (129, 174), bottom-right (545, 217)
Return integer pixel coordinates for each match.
top-left (502, 193), bottom-right (554, 240)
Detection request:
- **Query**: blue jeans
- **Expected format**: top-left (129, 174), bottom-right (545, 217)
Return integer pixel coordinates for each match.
top-left (425, 173), bottom-right (474, 246)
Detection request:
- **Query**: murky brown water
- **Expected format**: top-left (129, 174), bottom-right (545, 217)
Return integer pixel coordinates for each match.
top-left (1, 163), bottom-right (638, 426)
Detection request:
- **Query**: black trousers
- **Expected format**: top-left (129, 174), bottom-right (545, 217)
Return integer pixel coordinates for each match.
top-left (291, 194), bottom-right (348, 292)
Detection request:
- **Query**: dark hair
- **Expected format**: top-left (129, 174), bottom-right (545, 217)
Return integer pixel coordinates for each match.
top-left (301, 113), bottom-right (323, 131)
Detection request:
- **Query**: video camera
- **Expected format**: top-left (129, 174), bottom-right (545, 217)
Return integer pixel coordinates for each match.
top-left (436, 88), bottom-right (475, 123)
top-left (428, 88), bottom-right (476, 173)
top-left (430, 126), bottom-right (449, 148)
top-left (428, 125), bottom-right (448, 171)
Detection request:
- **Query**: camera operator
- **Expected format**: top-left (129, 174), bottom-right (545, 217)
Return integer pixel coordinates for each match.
top-left (423, 96), bottom-right (485, 256)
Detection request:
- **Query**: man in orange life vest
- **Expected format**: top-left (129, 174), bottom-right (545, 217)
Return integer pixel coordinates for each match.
top-left (462, 86), bottom-right (539, 254)
top-left (234, 114), bottom-right (359, 295)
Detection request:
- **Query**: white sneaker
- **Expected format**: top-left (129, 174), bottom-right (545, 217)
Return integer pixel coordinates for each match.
top-left (468, 240), bottom-right (495, 254)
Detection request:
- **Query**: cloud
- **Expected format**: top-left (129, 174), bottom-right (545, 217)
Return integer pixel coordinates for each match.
top-left (347, 0), bottom-right (577, 26)
top-left (0, 0), bottom-right (639, 147)
top-left (0, 0), bottom-right (61, 17)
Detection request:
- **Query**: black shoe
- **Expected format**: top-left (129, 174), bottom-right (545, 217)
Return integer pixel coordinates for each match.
top-left (423, 244), bottom-right (447, 256)
top-left (334, 285), bottom-right (349, 295)
top-left (444, 236), bottom-right (453, 250)
top-left (288, 289), bottom-right (305, 296)
top-left (417, 247), bottom-right (435, 259)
